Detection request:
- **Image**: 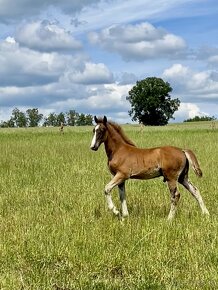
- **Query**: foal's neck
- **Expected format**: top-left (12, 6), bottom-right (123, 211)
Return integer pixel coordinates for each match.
top-left (104, 124), bottom-right (125, 159)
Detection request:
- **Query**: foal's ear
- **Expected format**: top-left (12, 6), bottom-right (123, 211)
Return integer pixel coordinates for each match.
top-left (94, 116), bottom-right (98, 124)
top-left (103, 116), bottom-right (107, 125)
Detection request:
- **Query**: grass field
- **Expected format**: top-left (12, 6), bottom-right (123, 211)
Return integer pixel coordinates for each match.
top-left (0, 122), bottom-right (217, 289)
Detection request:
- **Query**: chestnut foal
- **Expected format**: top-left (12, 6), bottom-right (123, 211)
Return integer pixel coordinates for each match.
top-left (90, 116), bottom-right (209, 220)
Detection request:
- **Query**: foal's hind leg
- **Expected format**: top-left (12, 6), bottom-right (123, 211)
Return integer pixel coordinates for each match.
top-left (118, 182), bottom-right (129, 218)
top-left (167, 180), bottom-right (181, 220)
top-left (181, 178), bottom-right (209, 215)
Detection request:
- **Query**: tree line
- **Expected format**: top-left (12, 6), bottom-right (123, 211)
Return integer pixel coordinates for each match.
top-left (0, 108), bottom-right (93, 128)
top-left (183, 115), bottom-right (216, 122)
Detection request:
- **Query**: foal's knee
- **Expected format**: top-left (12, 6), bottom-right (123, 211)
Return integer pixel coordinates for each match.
top-left (105, 184), bottom-right (112, 194)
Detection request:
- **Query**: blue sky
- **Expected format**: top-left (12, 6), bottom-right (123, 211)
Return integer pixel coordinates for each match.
top-left (0, 0), bottom-right (218, 123)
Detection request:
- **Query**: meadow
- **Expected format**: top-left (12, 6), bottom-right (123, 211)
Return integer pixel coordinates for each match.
top-left (0, 122), bottom-right (217, 289)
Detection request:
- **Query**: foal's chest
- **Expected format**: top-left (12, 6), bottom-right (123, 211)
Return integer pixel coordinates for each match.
top-left (108, 160), bottom-right (118, 175)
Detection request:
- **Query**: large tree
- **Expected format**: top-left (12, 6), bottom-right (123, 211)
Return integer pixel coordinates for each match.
top-left (126, 77), bottom-right (180, 125)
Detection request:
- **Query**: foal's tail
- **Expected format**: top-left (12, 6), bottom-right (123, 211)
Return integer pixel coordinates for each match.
top-left (183, 149), bottom-right (203, 177)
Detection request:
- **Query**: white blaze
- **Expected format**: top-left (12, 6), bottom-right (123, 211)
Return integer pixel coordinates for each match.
top-left (90, 125), bottom-right (99, 148)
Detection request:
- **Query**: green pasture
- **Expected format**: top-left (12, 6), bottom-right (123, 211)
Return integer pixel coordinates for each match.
top-left (0, 122), bottom-right (217, 289)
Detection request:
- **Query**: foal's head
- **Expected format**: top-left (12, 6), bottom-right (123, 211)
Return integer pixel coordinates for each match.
top-left (90, 116), bottom-right (108, 151)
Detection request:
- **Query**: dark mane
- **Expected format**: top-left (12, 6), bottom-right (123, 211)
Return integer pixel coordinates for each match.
top-left (108, 121), bottom-right (136, 147)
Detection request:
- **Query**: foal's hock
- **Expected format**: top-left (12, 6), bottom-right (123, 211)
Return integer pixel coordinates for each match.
top-left (90, 116), bottom-right (209, 220)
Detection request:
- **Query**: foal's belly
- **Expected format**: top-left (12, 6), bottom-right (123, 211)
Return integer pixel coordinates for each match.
top-left (130, 168), bottom-right (162, 180)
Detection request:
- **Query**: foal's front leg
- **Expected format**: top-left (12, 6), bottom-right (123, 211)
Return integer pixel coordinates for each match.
top-left (105, 173), bottom-right (125, 217)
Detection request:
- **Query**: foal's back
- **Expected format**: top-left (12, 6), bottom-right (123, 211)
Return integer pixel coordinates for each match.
top-left (114, 145), bottom-right (186, 181)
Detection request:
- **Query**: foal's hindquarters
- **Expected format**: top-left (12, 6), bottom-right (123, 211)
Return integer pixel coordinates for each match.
top-left (169, 149), bottom-right (210, 220)
top-left (153, 147), bottom-right (209, 220)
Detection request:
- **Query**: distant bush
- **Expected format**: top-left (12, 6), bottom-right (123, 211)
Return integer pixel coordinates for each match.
top-left (184, 115), bottom-right (217, 122)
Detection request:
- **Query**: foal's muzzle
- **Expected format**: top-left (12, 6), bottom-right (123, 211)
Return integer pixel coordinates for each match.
top-left (90, 145), bottom-right (98, 151)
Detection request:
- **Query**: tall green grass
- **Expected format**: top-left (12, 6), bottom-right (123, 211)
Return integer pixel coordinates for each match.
top-left (0, 123), bottom-right (217, 289)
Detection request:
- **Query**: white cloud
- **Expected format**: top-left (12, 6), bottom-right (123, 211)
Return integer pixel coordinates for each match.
top-left (0, 37), bottom-right (77, 86)
top-left (163, 63), bottom-right (189, 79)
top-left (69, 62), bottom-right (114, 85)
top-left (0, 34), bottom-right (115, 110)
top-left (89, 22), bottom-right (187, 61)
top-left (15, 20), bottom-right (82, 52)
top-left (174, 103), bottom-right (207, 121)
top-left (163, 64), bottom-right (218, 102)
top-left (50, 83), bottom-right (131, 115)
top-left (84, 83), bottom-right (131, 111)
